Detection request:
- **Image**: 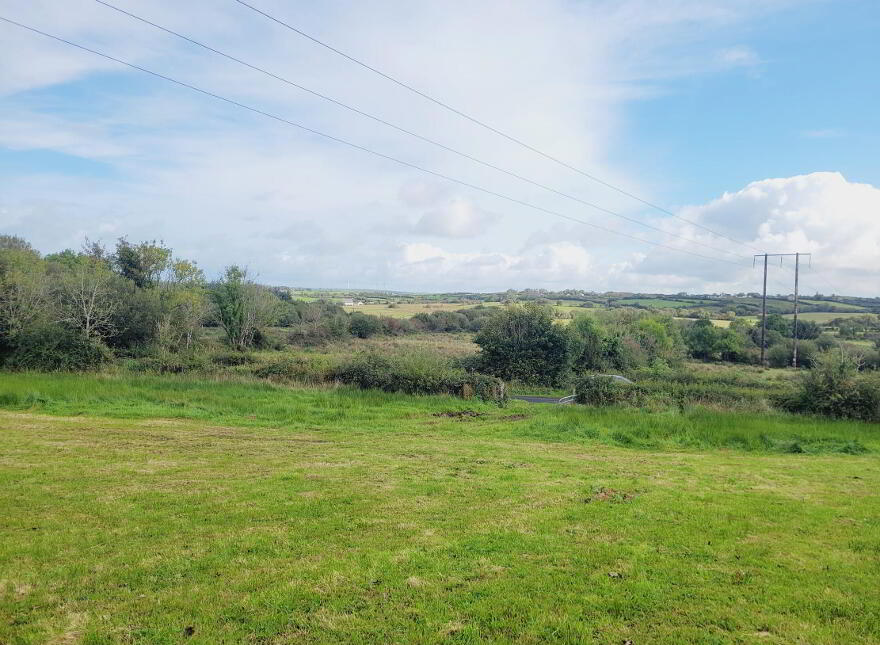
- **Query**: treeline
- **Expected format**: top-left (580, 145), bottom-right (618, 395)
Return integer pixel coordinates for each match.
top-left (470, 303), bottom-right (878, 387)
top-left (278, 300), bottom-right (497, 344)
top-left (0, 235), bottom-right (496, 370)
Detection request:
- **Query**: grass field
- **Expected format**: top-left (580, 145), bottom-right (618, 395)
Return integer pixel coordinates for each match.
top-left (781, 312), bottom-right (873, 323)
top-left (797, 300), bottom-right (868, 312)
top-left (615, 298), bottom-right (702, 308)
top-left (342, 302), bottom-right (497, 319)
top-left (2, 374), bottom-right (879, 643)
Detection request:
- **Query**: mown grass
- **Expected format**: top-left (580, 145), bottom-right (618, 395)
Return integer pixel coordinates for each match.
top-left (1, 373), bottom-right (879, 643)
top-left (0, 373), bottom-right (875, 454)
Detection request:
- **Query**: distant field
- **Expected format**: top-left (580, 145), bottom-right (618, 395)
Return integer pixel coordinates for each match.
top-left (616, 298), bottom-right (701, 308)
top-left (1, 375), bottom-right (879, 643)
top-left (782, 312), bottom-right (873, 323)
top-left (343, 302), bottom-right (489, 318)
top-left (798, 299), bottom-right (868, 312)
top-left (672, 317), bottom-right (732, 328)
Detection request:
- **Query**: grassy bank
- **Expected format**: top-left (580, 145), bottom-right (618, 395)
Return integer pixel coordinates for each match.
top-left (0, 373), bottom-right (875, 454)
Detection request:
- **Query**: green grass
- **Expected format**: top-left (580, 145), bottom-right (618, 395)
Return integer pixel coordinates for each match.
top-left (782, 311), bottom-right (873, 323)
top-left (342, 302), bottom-right (495, 319)
top-left (615, 298), bottom-right (701, 308)
top-left (2, 373), bottom-right (880, 643)
top-left (797, 299), bottom-right (868, 312)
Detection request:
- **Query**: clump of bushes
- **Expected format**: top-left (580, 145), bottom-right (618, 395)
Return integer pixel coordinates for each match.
top-left (779, 350), bottom-right (880, 421)
top-left (334, 352), bottom-right (505, 402)
top-left (127, 354), bottom-right (210, 374)
top-left (210, 350), bottom-right (256, 366)
top-left (575, 375), bottom-right (640, 406)
top-left (251, 356), bottom-right (332, 385)
top-left (4, 326), bottom-right (111, 371)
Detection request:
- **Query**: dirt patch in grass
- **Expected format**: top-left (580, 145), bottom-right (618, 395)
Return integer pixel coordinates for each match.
top-left (588, 487), bottom-right (635, 503)
top-left (432, 410), bottom-right (485, 419)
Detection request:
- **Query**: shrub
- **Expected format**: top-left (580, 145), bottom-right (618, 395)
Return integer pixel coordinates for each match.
top-left (4, 325), bottom-right (111, 371)
top-left (211, 350), bottom-right (256, 366)
top-left (475, 303), bottom-right (573, 386)
top-left (334, 352), bottom-right (505, 402)
top-left (252, 357), bottom-right (332, 384)
top-left (127, 354), bottom-right (210, 374)
top-left (778, 350), bottom-right (880, 421)
top-left (349, 312), bottom-right (383, 338)
top-left (575, 375), bottom-right (638, 406)
top-left (767, 343), bottom-right (793, 368)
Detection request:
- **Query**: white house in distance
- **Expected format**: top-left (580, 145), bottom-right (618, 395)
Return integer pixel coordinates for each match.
top-left (342, 298), bottom-right (364, 307)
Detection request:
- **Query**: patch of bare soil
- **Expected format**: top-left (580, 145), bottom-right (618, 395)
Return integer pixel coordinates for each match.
top-left (432, 410), bottom-right (485, 419)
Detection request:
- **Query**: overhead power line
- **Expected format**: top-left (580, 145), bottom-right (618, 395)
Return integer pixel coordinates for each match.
top-left (0, 15), bottom-right (750, 271)
top-left (232, 0), bottom-right (763, 253)
top-left (91, 0), bottom-right (749, 261)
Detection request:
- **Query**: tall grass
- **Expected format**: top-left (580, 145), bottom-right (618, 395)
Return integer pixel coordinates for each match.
top-left (0, 372), bottom-right (875, 454)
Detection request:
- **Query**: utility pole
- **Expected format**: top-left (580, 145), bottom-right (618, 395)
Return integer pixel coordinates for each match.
top-left (759, 254), bottom-right (768, 366)
top-left (754, 252), bottom-right (811, 368)
top-left (792, 252), bottom-right (800, 368)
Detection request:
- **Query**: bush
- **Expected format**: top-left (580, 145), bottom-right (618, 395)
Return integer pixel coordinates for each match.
top-left (767, 343), bottom-right (793, 368)
top-left (334, 352), bottom-right (505, 402)
top-left (778, 350), bottom-right (880, 421)
top-left (127, 354), bottom-right (210, 374)
top-left (252, 356), bottom-right (332, 384)
top-left (475, 303), bottom-right (573, 386)
top-left (211, 350), bottom-right (256, 366)
top-left (4, 326), bottom-right (111, 371)
top-left (575, 374), bottom-right (639, 406)
top-left (349, 313), bottom-right (383, 338)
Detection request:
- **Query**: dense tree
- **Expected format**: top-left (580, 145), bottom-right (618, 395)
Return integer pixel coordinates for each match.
top-left (475, 303), bottom-right (573, 385)
top-left (349, 313), bottom-right (382, 338)
top-left (211, 266), bottom-right (280, 350)
top-left (113, 238), bottom-right (171, 289)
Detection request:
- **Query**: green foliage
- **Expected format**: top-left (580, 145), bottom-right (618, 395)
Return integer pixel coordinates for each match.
top-left (475, 303), bottom-right (573, 386)
top-left (211, 266), bottom-right (280, 350)
top-left (575, 375), bottom-right (639, 406)
top-left (779, 350), bottom-right (880, 421)
top-left (252, 356), bottom-right (332, 385)
top-left (569, 315), bottom-right (605, 370)
top-left (127, 354), bottom-right (210, 374)
top-left (349, 312), bottom-right (383, 338)
top-left (4, 325), bottom-right (111, 371)
top-left (113, 238), bottom-right (171, 289)
top-left (334, 352), bottom-right (505, 402)
top-left (210, 350), bottom-right (257, 366)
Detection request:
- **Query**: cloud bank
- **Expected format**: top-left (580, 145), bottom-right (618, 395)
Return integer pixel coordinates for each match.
top-left (1, 0), bottom-right (875, 295)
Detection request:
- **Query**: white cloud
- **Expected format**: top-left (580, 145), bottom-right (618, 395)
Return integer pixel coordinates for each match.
top-left (2, 0), bottom-right (869, 296)
top-left (413, 198), bottom-right (498, 238)
top-left (666, 172), bottom-right (880, 295)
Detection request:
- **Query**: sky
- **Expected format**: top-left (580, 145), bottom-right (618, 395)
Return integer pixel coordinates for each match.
top-left (1, 0), bottom-right (878, 296)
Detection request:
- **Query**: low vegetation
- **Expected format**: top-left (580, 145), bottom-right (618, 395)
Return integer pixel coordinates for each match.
top-left (1, 375), bottom-right (879, 643)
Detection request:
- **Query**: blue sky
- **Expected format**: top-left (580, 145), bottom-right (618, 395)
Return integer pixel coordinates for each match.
top-left (1, 0), bottom-right (878, 295)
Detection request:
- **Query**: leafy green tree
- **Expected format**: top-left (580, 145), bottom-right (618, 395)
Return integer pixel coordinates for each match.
top-left (0, 244), bottom-right (49, 348)
top-left (685, 319), bottom-right (719, 360)
top-left (113, 238), bottom-right (171, 289)
top-left (211, 266), bottom-right (280, 350)
top-left (475, 303), bottom-right (573, 385)
top-left (569, 315), bottom-right (606, 371)
top-left (349, 312), bottom-right (382, 338)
